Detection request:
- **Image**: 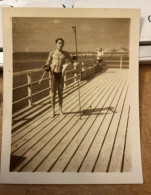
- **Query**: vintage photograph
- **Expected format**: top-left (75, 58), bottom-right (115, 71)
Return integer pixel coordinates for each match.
top-left (1, 8), bottom-right (142, 184)
top-left (11, 17), bottom-right (131, 173)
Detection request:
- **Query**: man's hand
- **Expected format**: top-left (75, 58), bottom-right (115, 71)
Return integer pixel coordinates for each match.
top-left (42, 64), bottom-right (51, 72)
top-left (62, 63), bottom-right (68, 76)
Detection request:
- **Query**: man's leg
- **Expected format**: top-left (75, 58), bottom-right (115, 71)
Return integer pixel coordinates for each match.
top-left (51, 75), bottom-right (57, 117)
top-left (58, 75), bottom-right (64, 115)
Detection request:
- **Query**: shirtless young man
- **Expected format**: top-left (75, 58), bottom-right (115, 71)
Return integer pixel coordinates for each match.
top-left (45, 38), bottom-right (73, 118)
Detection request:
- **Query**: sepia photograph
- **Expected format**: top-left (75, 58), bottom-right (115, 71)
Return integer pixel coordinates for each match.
top-left (1, 8), bottom-right (142, 184)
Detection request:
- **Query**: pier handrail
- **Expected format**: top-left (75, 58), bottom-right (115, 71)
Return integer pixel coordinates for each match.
top-left (13, 63), bottom-right (85, 108)
top-left (13, 68), bottom-right (43, 76)
top-left (13, 52), bottom-right (129, 112)
top-left (103, 52), bottom-right (129, 69)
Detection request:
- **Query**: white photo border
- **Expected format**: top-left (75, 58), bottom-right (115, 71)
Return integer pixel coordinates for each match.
top-left (1, 8), bottom-right (142, 184)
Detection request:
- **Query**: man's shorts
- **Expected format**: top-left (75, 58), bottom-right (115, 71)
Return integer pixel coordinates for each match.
top-left (53, 72), bottom-right (62, 81)
top-left (97, 59), bottom-right (103, 64)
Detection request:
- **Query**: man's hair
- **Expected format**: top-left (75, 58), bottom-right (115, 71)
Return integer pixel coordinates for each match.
top-left (55, 38), bottom-right (64, 44)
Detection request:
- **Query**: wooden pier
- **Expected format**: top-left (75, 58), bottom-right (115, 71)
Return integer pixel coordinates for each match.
top-left (11, 68), bottom-right (131, 172)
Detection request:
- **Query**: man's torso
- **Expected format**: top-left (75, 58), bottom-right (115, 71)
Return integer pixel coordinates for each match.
top-left (50, 50), bottom-right (68, 73)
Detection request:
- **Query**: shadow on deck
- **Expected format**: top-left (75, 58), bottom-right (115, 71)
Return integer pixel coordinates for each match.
top-left (11, 68), bottom-right (131, 173)
top-left (12, 68), bottom-right (107, 131)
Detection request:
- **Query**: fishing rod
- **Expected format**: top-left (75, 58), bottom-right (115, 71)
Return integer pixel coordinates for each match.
top-left (72, 26), bottom-right (82, 119)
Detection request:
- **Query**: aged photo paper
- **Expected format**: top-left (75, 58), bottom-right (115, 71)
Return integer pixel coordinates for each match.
top-left (1, 8), bottom-right (142, 184)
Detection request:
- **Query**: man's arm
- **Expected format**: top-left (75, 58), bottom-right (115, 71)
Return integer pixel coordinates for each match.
top-left (62, 51), bottom-right (73, 75)
top-left (42, 52), bottom-right (53, 72)
top-left (45, 52), bottom-right (53, 66)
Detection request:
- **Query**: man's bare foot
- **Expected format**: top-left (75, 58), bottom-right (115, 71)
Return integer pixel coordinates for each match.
top-left (51, 110), bottom-right (55, 118)
top-left (59, 110), bottom-right (64, 116)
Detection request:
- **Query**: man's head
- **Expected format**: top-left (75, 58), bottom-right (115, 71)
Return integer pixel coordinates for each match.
top-left (55, 38), bottom-right (64, 50)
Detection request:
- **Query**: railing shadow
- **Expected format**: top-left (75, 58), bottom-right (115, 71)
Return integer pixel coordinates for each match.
top-left (10, 155), bottom-right (26, 172)
top-left (12, 68), bottom-right (109, 132)
top-left (12, 81), bottom-right (87, 125)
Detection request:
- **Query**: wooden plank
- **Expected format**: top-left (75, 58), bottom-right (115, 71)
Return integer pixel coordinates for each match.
top-left (108, 90), bottom-right (130, 172)
top-left (94, 78), bottom-right (129, 172)
top-left (11, 71), bottom-right (109, 150)
top-left (80, 71), bottom-right (128, 172)
top-left (32, 71), bottom-right (123, 172)
top-left (13, 68), bottom-right (43, 76)
top-left (65, 71), bottom-right (128, 172)
top-left (122, 107), bottom-right (131, 172)
top-left (51, 71), bottom-right (127, 172)
top-left (12, 70), bottom-right (117, 171)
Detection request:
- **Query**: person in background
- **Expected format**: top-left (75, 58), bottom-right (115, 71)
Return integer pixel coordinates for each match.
top-left (96, 48), bottom-right (104, 66)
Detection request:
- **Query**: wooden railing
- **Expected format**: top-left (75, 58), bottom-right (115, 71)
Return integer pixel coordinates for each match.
top-left (13, 68), bottom-right (50, 107)
top-left (13, 63), bottom-right (83, 111)
top-left (13, 52), bottom-right (129, 112)
top-left (103, 52), bottom-right (129, 68)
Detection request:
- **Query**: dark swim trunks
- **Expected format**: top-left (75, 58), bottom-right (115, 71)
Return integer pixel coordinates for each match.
top-left (97, 59), bottom-right (102, 63)
top-left (53, 72), bottom-right (62, 81)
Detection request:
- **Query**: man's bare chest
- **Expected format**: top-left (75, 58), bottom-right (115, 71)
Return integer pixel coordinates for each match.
top-left (52, 52), bottom-right (66, 61)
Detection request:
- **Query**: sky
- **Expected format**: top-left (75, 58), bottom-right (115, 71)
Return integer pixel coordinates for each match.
top-left (12, 17), bottom-right (130, 53)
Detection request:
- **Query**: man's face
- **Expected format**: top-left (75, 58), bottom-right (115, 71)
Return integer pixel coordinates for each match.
top-left (56, 40), bottom-right (64, 50)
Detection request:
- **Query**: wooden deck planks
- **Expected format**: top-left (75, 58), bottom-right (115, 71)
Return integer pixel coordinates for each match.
top-left (79, 71), bottom-right (128, 172)
top-left (12, 81), bottom-right (99, 156)
top-left (39, 72), bottom-right (124, 172)
top-left (19, 70), bottom-right (120, 172)
top-left (108, 90), bottom-right (130, 172)
top-left (12, 70), bottom-right (117, 171)
top-left (11, 72), bottom-right (107, 143)
top-left (60, 73), bottom-right (127, 172)
top-left (10, 69), bottom-right (131, 173)
top-left (12, 71), bottom-right (112, 154)
top-left (122, 107), bottom-right (131, 172)
top-left (12, 79), bottom-right (89, 134)
top-left (94, 76), bottom-right (129, 172)
top-left (66, 70), bottom-right (128, 172)
top-left (12, 81), bottom-right (86, 135)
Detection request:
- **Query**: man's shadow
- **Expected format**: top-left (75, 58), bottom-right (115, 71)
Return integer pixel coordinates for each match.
top-left (64, 107), bottom-right (116, 116)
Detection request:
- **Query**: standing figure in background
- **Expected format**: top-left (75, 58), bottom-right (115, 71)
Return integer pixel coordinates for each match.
top-left (45, 38), bottom-right (73, 118)
top-left (96, 48), bottom-right (104, 66)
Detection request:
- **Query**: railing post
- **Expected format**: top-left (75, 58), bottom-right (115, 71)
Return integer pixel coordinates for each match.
top-left (48, 71), bottom-right (52, 96)
top-left (27, 73), bottom-right (33, 107)
top-left (120, 55), bottom-right (123, 69)
top-left (104, 54), bottom-right (106, 66)
top-left (102, 56), bottom-right (104, 66)
top-left (74, 63), bottom-right (77, 83)
top-left (82, 62), bottom-right (85, 71)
